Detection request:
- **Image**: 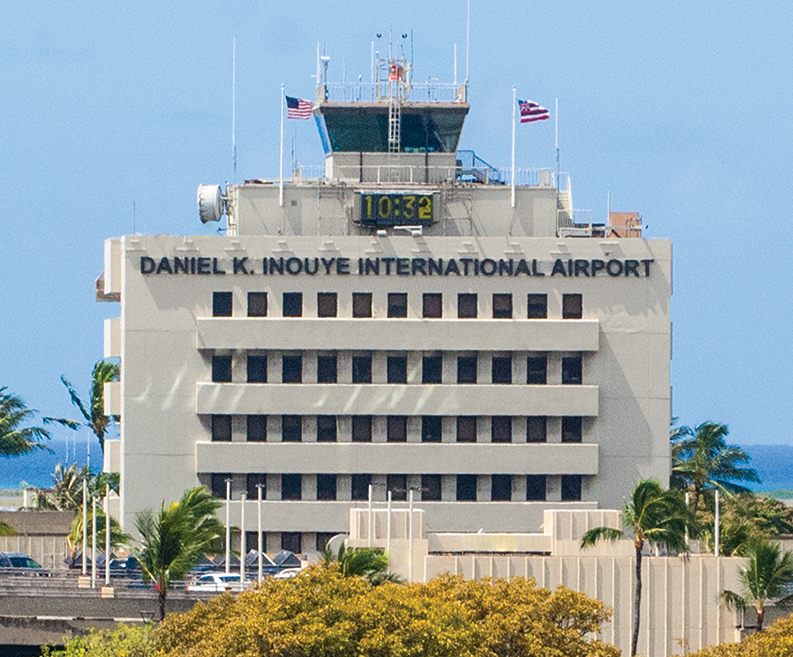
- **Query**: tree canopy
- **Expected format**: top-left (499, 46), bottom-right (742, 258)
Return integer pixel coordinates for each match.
top-left (683, 613), bottom-right (793, 656)
top-left (0, 386), bottom-right (51, 457)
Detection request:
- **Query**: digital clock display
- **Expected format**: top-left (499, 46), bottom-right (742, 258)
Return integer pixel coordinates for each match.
top-left (360, 193), bottom-right (434, 227)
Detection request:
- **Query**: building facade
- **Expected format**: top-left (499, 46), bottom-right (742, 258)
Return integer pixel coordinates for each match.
top-left (100, 62), bottom-right (671, 555)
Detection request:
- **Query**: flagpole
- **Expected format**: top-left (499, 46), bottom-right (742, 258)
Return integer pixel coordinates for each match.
top-left (511, 85), bottom-right (516, 209)
top-left (555, 98), bottom-right (560, 186)
top-left (279, 83), bottom-right (285, 207)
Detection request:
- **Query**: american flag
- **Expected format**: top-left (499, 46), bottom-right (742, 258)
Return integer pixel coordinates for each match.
top-left (518, 99), bottom-right (550, 123)
top-left (286, 96), bottom-right (314, 120)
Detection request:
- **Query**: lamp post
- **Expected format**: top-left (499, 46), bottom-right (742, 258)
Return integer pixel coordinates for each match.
top-left (81, 478), bottom-right (87, 575)
top-left (225, 479), bottom-right (232, 574)
top-left (257, 484), bottom-right (263, 584)
top-left (91, 495), bottom-right (97, 589)
top-left (240, 492), bottom-right (246, 584)
top-left (104, 484), bottom-right (111, 586)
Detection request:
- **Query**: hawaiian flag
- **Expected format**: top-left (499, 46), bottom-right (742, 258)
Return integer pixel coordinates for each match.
top-left (286, 96), bottom-right (314, 120)
top-left (518, 99), bottom-right (550, 123)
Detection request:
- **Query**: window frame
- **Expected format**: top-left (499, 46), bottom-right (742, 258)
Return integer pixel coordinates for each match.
top-left (316, 415), bottom-right (337, 442)
top-left (387, 355), bottom-right (408, 384)
top-left (317, 354), bottom-right (338, 383)
top-left (317, 292), bottom-right (338, 318)
top-left (282, 354), bottom-right (303, 384)
top-left (247, 292), bottom-right (268, 317)
top-left (457, 293), bottom-right (478, 318)
top-left (527, 293), bottom-right (547, 319)
top-left (491, 474), bottom-right (512, 501)
top-left (352, 292), bottom-right (373, 318)
top-left (246, 415), bottom-right (267, 442)
top-left (282, 292), bottom-right (303, 317)
top-left (211, 354), bottom-right (232, 383)
top-left (352, 354), bottom-right (373, 383)
top-left (457, 355), bottom-right (477, 384)
top-left (281, 415), bottom-right (302, 442)
top-left (422, 293), bottom-right (442, 318)
top-left (562, 293), bottom-right (583, 319)
top-left (387, 292), bottom-right (408, 318)
top-left (491, 355), bottom-right (513, 384)
top-left (211, 414), bottom-right (232, 442)
top-left (247, 354), bottom-right (268, 383)
top-left (456, 474), bottom-right (477, 501)
top-left (281, 474), bottom-right (302, 501)
top-left (212, 291), bottom-right (233, 317)
top-left (492, 293), bottom-right (513, 319)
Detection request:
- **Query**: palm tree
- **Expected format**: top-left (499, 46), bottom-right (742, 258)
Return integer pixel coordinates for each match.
top-left (53, 360), bottom-right (120, 454)
top-left (0, 387), bottom-right (51, 457)
top-left (581, 479), bottom-right (689, 656)
top-left (722, 537), bottom-right (793, 631)
top-left (319, 541), bottom-right (401, 584)
top-left (33, 463), bottom-right (119, 511)
top-left (671, 422), bottom-right (759, 512)
top-left (65, 507), bottom-right (131, 568)
top-left (134, 487), bottom-right (224, 620)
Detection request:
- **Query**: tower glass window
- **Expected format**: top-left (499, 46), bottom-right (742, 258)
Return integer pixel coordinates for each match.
top-left (317, 292), bottom-right (338, 317)
top-left (562, 293), bottom-right (583, 319)
top-left (561, 474), bottom-right (582, 501)
top-left (282, 355), bottom-right (302, 383)
top-left (316, 415), bottom-right (337, 442)
top-left (526, 474), bottom-right (547, 501)
top-left (527, 355), bottom-right (547, 384)
top-left (527, 294), bottom-right (547, 319)
top-left (422, 293), bottom-right (442, 318)
top-left (211, 415), bottom-right (232, 442)
top-left (492, 293), bottom-right (512, 319)
top-left (281, 415), bottom-right (302, 442)
top-left (247, 292), bottom-right (267, 317)
top-left (422, 355), bottom-right (442, 383)
top-left (352, 416), bottom-right (372, 442)
top-left (352, 355), bottom-right (372, 383)
top-left (491, 474), bottom-right (512, 501)
top-left (421, 474), bottom-right (442, 501)
top-left (247, 354), bottom-right (267, 383)
top-left (562, 355), bottom-right (582, 384)
top-left (317, 354), bottom-right (337, 383)
top-left (317, 474), bottom-right (337, 500)
top-left (492, 356), bottom-right (512, 384)
top-left (527, 416), bottom-right (547, 443)
top-left (421, 416), bottom-right (442, 442)
top-left (211, 354), bottom-right (232, 383)
top-left (458, 293), bottom-right (477, 318)
top-left (352, 292), bottom-right (372, 318)
top-left (457, 356), bottom-right (477, 384)
top-left (456, 475), bottom-right (477, 501)
top-left (387, 355), bottom-right (407, 383)
top-left (281, 474), bottom-right (302, 500)
top-left (387, 416), bottom-right (407, 442)
top-left (562, 416), bottom-right (583, 443)
top-left (282, 292), bottom-right (303, 317)
top-left (351, 474), bottom-right (372, 500)
top-left (457, 416), bottom-right (477, 442)
top-left (491, 416), bottom-right (512, 443)
top-left (212, 291), bottom-right (232, 317)
top-left (388, 293), bottom-right (408, 318)
top-left (247, 415), bottom-right (267, 442)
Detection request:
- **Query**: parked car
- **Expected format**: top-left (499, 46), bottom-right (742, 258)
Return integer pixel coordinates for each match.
top-left (0, 552), bottom-right (50, 576)
top-left (185, 571), bottom-right (249, 592)
top-left (272, 567), bottom-right (304, 579)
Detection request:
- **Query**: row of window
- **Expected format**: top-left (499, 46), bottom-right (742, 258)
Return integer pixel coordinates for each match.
top-left (211, 415), bottom-right (583, 443)
top-left (211, 353), bottom-right (583, 385)
top-left (210, 473), bottom-right (583, 502)
top-left (213, 291), bottom-right (584, 320)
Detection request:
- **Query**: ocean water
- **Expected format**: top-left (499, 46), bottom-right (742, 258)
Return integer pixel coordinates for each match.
top-left (0, 437), bottom-right (101, 488)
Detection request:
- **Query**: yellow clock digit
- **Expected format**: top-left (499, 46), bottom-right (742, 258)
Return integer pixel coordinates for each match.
top-left (418, 195), bottom-right (432, 220)
top-left (403, 195), bottom-right (415, 219)
top-left (378, 195), bottom-right (392, 219)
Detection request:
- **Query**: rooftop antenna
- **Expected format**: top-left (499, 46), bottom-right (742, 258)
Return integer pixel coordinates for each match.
top-left (370, 41), bottom-right (375, 84)
top-left (232, 37), bottom-right (237, 185)
top-left (465, 0), bottom-right (471, 82)
top-left (132, 201), bottom-right (136, 233)
top-left (454, 43), bottom-right (458, 85)
top-left (555, 98), bottom-right (559, 186)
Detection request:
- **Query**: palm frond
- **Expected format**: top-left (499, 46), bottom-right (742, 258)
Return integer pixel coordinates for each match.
top-left (580, 526), bottom-right (624, 548)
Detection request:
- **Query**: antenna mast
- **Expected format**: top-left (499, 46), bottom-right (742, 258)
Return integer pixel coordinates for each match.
top-left (232, 38), bottom-right (237, 185)
top-left (465, 0), bottom-right (471, 81)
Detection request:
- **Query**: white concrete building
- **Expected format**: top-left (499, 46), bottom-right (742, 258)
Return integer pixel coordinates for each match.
top-left (100, 58), bottom-right (671, 556)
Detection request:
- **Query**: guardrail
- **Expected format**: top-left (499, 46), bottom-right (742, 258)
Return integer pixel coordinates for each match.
top-left (323, 82), bottom-right (465, 104)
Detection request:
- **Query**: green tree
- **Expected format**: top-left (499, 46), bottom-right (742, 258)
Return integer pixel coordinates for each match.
top-left (33, 463), bottom-right (120, 511)
top-left (0, 387), bottom-right (51, 457)
top-left (53, 359), bottom-right (120, 454)
top-left (319, 541), bottom-right (401, 584)
top-left (671, 422), bottom-right (760, 512)
top-left (134, 486), bottom-right (224, 620)
top-left (721, 537), bottom-right (793, 632)
top-left (65, 507), bottom-right (131, 568)
top-left (581, 479), bottom-right (690, 656)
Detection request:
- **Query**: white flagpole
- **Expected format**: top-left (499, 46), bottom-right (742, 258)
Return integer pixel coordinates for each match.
top-left (279, 83), bottom-right (285, 207)
top-left (555, 98), bottom-right (560, 184)
top-left (511, 86), bottom-right (516, 208)
top-left (104, 484), bottom-right (111, 586)
top-left (240, 492), bottom-right (246, 584)
top-left (232, 38), bottom-right (237, 185)
top-left (81, 478), bottom-right (87, 575)
top-left (225, 479), bottom-right (231, 574)
top-left (257, 484), bottom-right (263, 584)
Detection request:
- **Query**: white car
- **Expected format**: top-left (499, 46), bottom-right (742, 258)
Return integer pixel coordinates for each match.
top-left (186, 572), bottom-right (249, 592)
top-left (273, 567), bottom-right (304, 579)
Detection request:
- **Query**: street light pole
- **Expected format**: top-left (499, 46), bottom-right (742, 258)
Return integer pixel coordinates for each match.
top-left (257, 484), bottom-right (263, 584)
top-left (104, 484), bottom-right (111, 586)
top-left (240, 492), bottom-right (246, 584)
top-left (225, 479), bottom-right (232, 574)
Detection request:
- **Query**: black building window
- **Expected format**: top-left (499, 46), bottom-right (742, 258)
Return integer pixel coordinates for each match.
top-left (422, 416), bottom-right (442, 443)
top-left (562, 293), bottom-right (583, 319)
top-left (282, 355), bottom-right (302, 383)
top-left (388, 293), bottom-right (408, 318)
top-left (317, 354), bottom-right (337, 383)
top-left (316, 415), bottom-right (337, 442)
top-left (491, 474), bottom-right (512, 501)
top-left (492, 356), bottom-right (512, 384)
top-left (352, 416), bottom-right (372, 442)
top-left (282, 292), bottom-right (303, 317)
top-left (423, 293), bottom-right (442, 318)
top-left (282, 415), bottom-right (302, 442)
top-left (561, 474), bottom-right (582, 501)
top-left (527, 293), bottom-right (547, 319)
top-left (387, 474), bottom-right (407, 501)
top-left (210, 473), bottom-right (231, 499)
top-left (562, 417), bottom-right (583, 443)
top-left (387, 416), bottom-right (407, 442)
top-left (281, 531), bottom-right (302, 553)
top-left (316, 532), bottom-right (336, 551)
top-left (457, 356), bottom-right (477, 384)
top-left (422, 474), bottom-right (442, 501)
top-left (281, 474), bottom-right (302, 500)
top-left (526, 475), bottom-right (547, 501)
top-left (248, 292), bottom-right (268, 317)
top-left (247, 354), bottom-right (267, 383)
top-left (352, 292), bottom-right (372, 318)
top-left (456, 474), bottom-right (477, 501)
top-left (317, 474), bottom-right (337, 500)
top-left (247, 415), bottom-right (267, 442)
top-left (387, 355), bottom-right (407, 383)
top-left (527, 416), bottom-right (547, 443)
top-left (351, 474), bottom-right (372, 500)
top-left (246, 473), bottom-right (266, 499)
top-left (211, 415), bottom-right (232, 442)
top-left (211, 354), bottom-right (232, 382)
top-left (422, 355), bottom-right (442, 384)
top-left (457, 416), bottom-right (477, 443)
top-left (458, 293), bottom-right (477, 318)
top-left (562, 355), bottom-right (582, 384)
top-left (491, 416), bottom-right (512, 443)
top-left (317, 292), bottom-right (337, 317)
top-left (527, 355), bottom-right (547, 384)
top-left (352, 355), bottom-right (372, 383)
top-left (213, 291), bottom-right (232, 317)
top-left (492, 293), bottom-right (512, 319)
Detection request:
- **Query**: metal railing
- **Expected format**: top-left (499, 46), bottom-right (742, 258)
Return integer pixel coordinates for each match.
top-left (323, 82), bottom-right (466, 104)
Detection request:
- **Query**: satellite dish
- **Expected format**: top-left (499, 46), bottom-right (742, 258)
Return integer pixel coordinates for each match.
top-left (197, 184), bottom-right (225, 223)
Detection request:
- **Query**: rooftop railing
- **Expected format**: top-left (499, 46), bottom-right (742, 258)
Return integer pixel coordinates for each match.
top-left (322, 81), bottom-right (467, 104)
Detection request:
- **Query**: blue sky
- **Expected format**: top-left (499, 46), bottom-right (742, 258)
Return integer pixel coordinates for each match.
top-left (1, 0), bottom-right (791, 475)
